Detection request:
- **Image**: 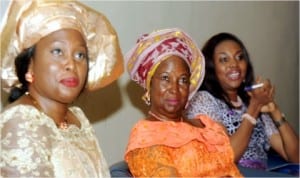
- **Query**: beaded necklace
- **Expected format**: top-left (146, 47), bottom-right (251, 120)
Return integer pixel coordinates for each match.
top-left (25, 92), bottom-right (68, 129)
top-left (148, 110), bottom-right (183, 122)
top-left (230, 96), bottom-right (243, 108)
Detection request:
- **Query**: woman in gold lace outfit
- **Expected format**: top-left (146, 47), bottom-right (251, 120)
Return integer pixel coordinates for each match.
top-left (0, 1), bottom-right (123, 177)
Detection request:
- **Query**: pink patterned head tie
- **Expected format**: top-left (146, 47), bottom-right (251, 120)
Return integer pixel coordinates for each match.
top-left (125, 28), bottom-right (205, 101)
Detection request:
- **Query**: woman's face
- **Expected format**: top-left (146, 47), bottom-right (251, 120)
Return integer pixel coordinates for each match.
top-left (150, 55), bottom-right (190, 119)
top-left (29, 29), bottom-right (88, 103)
top-left (213, 40), bottom-right (247, 94)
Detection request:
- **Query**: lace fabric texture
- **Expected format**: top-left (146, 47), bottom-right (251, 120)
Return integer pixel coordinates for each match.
top-left (0, 105), bottom-right (110, 178)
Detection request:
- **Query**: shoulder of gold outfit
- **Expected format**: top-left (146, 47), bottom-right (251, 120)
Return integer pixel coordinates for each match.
top-left (25, 92), bottom-right (68, 130)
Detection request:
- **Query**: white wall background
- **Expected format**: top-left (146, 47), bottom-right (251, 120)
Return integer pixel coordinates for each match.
top-left (1, 1), bottom-right (299, 167)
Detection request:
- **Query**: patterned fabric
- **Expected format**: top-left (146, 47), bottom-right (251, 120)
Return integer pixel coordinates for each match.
top-left (1, 0), bottom-right (123, 92)
top-left (0, 105), bottom-right (110, 178)
top-left (125, 115), bottom-right (242, 177)
top-left (185, 91), bottom-right (279, 169)
top-left (125, 28), bottom-right (205, 101)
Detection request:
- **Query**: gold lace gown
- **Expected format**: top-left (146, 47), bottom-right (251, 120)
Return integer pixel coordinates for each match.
top-left (0, 105), bottom-right (110, 178)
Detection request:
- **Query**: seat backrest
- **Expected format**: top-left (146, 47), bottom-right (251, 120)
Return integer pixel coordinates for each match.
top-left (109, 161), bottom-right (133, 177)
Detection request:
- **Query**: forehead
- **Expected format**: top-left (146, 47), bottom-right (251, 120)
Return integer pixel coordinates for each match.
top-left (155, 55), bottom-right (189, 73)
top-left (37, 28), bottom-right (85, 45)
top-left (215, 40), bottom-right (242, 52)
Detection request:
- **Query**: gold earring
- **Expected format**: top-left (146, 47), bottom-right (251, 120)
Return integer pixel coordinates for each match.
top-left (142, 91), bottom-right (151, 106)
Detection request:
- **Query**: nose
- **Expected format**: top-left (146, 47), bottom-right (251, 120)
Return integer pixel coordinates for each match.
top-left (65, 56), bottom-right (75, 71)
top-left (169, 80), bottom-right (179, 94)
top-left (228, 58), bottom-right (238, 68)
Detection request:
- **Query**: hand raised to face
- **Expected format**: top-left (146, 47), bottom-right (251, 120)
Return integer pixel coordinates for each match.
top-left (247, 76), bottom-right (275, 108)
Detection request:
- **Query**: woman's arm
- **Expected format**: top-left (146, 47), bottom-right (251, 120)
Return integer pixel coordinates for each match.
top-left (126, 145), bottom-right (179, 177)
top-left (267, 104), bottom-right (299, 163)
top-left (230, 78), bottom-right (274, 162)
top-left (230, 96), bottom-right (265, 162)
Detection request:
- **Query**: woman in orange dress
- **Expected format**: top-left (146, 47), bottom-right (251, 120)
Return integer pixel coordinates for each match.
top-left (124, 28), bottom-right (242, 177)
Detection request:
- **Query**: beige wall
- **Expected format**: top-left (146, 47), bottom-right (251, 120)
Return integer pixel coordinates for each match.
top-left (1, 1), bottom-right (299, 167)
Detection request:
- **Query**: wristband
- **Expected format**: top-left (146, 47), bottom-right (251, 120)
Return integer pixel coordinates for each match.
top-left (242, 113), bottom-right (257, 125)
top-left (274, 114), bottom-right (287, 128)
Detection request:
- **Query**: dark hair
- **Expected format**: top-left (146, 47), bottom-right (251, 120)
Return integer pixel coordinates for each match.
top-left (8, 46), bottom-right (35, 103)
top-left (200, 32), bottom-right (254, 107)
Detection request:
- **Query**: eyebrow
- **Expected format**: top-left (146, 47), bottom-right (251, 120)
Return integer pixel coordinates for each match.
top-left (216, 49), bottom-right (243, 55)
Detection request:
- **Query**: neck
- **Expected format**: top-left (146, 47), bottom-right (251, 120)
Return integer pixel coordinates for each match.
top-left (26, 92), bottom-right (69, 129)
top-left (148, 110), bottom-right (183, 122)
top-left (226, 91), bottom-right (238, 101)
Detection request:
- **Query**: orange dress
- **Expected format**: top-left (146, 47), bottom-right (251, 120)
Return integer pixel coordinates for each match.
top-left (125, 114), bottom-right (243, 177)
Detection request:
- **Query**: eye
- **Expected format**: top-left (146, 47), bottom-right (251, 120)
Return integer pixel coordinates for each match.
top-left (236, 53), bottom-right (245, 61)
top-left (219, 56), bottom-right (228, 63)
top-left (51, 48), bottom-right (63, 56)
top-left (74, 51), bottom-right (87, 61)
top-left (161, 74), bottom-right (169, 81)
top-left (179, 76), bottom-right (190, 85)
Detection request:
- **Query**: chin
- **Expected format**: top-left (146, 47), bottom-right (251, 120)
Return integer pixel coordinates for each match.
top-left (165, 107), bottom-right (184, 115)
top-left (58, 94), bottom-right (79, 104)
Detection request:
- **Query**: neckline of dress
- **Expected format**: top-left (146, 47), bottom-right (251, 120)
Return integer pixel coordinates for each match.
top-left (25, 92), bottom-right (69, 130)
top-left (148, 111), bottom-right (183, 122)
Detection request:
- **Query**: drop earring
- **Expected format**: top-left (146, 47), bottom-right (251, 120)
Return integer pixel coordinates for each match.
top-left (142, 91), bottom-right (151, 106)
top-left (25, 73), bottom-right (34, 83)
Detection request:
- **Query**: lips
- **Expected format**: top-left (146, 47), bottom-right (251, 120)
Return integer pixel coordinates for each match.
top-left (166, 98), bottom-right (180, 106)
top-left (227, 71), bottom-right (241, 80)
top-left (60, 77), bottom-right (79, 87)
